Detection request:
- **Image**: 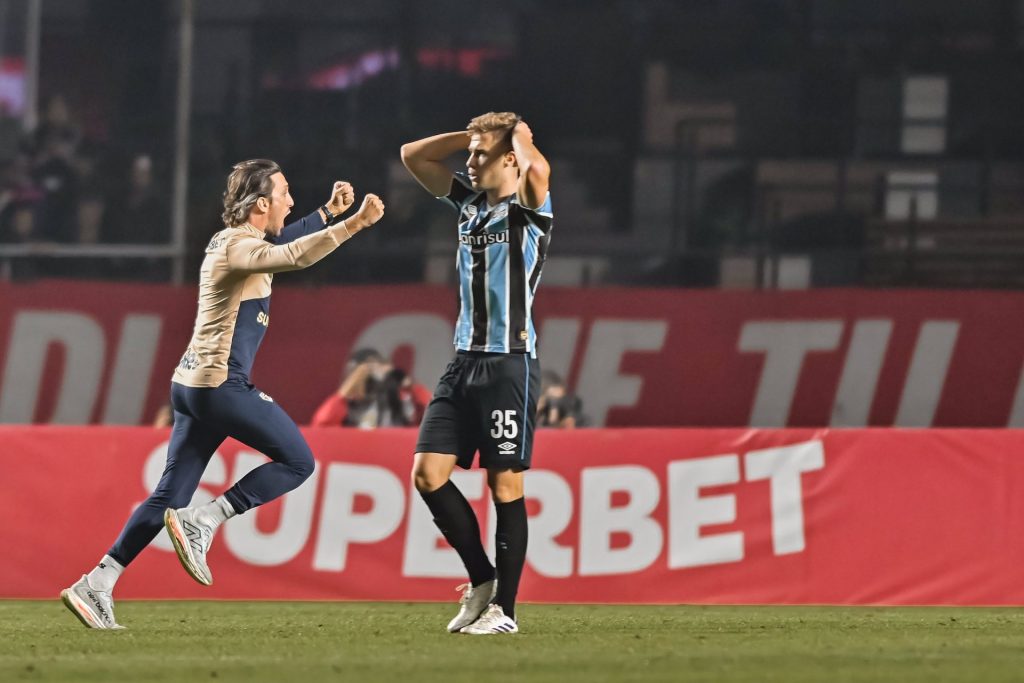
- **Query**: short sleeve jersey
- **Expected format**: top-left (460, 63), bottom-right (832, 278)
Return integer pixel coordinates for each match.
top-left (439, 172), bottom-right (553, 355)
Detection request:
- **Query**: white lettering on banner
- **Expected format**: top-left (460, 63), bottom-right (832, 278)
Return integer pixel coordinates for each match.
top-left (313, 464), bottom-right (405, 571)
top-left (350, 314), bottom-right (453, 389)
top-left (894, 321), bottom-right (960, 427)
top-left (575, 320), bottom-right (668, 427)
top-left (537, 318), bottom-right (581, 386)
top-left (481, 470), bottom-right (576, 574)
top-left (141, 441), bottom-right (227, 552)
top-left (225, 452), bottom-right (319, 566)
top-left (131, 442), bottom-right (823, 575)
top-left (667, 454), bottom-right (743, 569)
top-left (0, 311), bottom-right (105, 423)
top-left (578, 466), bottom-right (663, 576)
top-left (0, 305), bottom-right (977, 430)
top-left (830, 320), bottom-right (892, 427)
top-left (743, 441), bottom-right (825, 555)
top-left (1008, 361), bottom-right (1024, 427)
top-left (739, 321), bottom-right (843, 427)
top-left (516, 471), bottom-right (575, 577)
top-left (102, 315), bottom-right (162, 425)
top-left (402, 471), bottom-right (486, 577)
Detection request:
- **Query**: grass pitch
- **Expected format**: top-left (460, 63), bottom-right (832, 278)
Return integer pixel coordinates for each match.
top-left (3, 601), bottom-right (1024, 682)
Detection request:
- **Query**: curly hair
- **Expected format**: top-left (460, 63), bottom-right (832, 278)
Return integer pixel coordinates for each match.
top-left (221, 159), bottom-right (281, 227)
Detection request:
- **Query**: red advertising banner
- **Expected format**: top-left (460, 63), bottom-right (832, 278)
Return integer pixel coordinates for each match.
top-left (3, 281), bottom-right (1024, 427)
top-left (3, 426), bottom-right (1023, 604)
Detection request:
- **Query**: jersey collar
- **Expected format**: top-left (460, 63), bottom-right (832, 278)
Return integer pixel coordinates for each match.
top-left (239, 223), bottom-right (265, 238)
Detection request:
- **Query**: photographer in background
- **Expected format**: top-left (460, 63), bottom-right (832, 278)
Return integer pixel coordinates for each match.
top-left (537, 370), bottom-right (584, 429)
top-left (311, 348), bottom-right (432, 428)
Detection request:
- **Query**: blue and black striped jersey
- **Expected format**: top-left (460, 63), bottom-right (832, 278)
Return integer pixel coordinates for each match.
top-left (439, 172), bottom-right (553, 355)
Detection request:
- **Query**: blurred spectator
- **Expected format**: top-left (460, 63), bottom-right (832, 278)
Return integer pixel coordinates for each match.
top-left (537, 371), bottom-right (584, 429)
top-left (74, 149), bottom-right (105, 244)
top-left (0, 154), bottom-right (43, 242)
top-left (103, 154), bottom-right (167, 243)
top-left (0, 155), bottom-right (44, 279)
top-left (31, 95), bottom-right (80, 154)
top-left (29, 95), bottom-right (81, 243)
top-left (311, 348), bottom-right (432, 428)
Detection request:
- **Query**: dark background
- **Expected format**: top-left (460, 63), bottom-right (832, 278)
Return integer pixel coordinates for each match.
top-left (2, 0), bottom-right (1024, 288)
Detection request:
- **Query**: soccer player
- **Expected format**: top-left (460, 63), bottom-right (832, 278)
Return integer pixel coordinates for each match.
top-left (400, 112), bottom-right (552, 635)
top-left (60, 159), bottom-right (385, 629)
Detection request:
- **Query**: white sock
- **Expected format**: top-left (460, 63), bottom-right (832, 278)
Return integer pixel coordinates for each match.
top-left (195, 495), bottom-right (236, 527)
top-left (86, 555), bottom-right (124, 593)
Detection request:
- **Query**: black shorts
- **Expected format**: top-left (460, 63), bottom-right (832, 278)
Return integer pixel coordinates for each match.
top-left (415, 351), bottom-right (541, 470)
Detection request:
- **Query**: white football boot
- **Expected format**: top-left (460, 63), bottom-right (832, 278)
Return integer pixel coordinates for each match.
top-left (461, 603), bottom-right (518, 635)
top-left (163, 506), bottom-right (215, 586)
top-left (446, 579), bottom-right (497, 633)
top-left (60, 575), bottom-right (125, 630)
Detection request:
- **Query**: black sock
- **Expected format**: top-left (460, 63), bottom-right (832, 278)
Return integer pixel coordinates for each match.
top-left (494, 496), bottom-right (528, 620)
top-left (419, 481), bottom-right (494, 586)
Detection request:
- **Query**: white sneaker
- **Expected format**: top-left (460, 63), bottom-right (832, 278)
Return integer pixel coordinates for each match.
top-left (446, 579), bottom-right (496, 633)
top-left (460, 603), bottom-right (518, 635)
top-left (163, 506), bottom-right (216, 586)
top-left (60, 575), bottom-right (125, 630)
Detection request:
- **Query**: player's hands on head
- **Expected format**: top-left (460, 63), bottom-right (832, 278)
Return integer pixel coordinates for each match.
top-left (512, 119), bottom-right (533, 144)
top-left (328, 181), bottom-right (356, 214)
top-left (350, 193), bottom-right (385, 230)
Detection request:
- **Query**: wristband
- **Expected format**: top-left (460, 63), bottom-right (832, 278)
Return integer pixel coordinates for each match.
top-left (320, 204), bottom-right (338, 225)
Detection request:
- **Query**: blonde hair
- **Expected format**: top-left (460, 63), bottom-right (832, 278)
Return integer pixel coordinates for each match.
top-left (466, 111), bottom-right (519, 135)
top-left (221, 159), bottom-right (281, 227)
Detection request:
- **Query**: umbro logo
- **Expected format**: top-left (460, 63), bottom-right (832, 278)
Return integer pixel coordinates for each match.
top-left (259, 392), bottom-right (274, 402)
top-left (498, 441), bottom-right (516, 455)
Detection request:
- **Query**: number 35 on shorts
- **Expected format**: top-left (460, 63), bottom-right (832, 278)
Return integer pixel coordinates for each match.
top-left (490, 409), bottom-right (519, 439)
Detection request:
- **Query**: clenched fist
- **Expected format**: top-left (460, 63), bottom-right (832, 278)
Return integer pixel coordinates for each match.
top-left (327, 181), bottom-right (355, 214)
top-left (349, 193), bottom-right (385, 231)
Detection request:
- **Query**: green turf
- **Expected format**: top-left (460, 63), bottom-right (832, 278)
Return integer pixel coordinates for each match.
top-left (3, 601), bottom-right (1024, 682)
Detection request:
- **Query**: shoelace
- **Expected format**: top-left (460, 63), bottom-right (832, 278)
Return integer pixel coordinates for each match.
top-left (455, 583), bottom-right (472, 605)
